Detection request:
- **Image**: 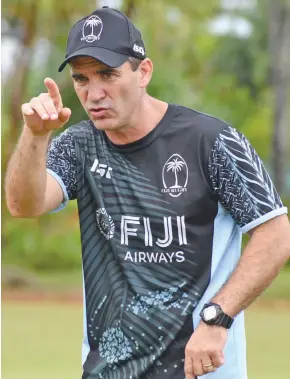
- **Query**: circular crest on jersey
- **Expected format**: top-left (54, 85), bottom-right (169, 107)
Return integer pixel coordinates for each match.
top-left (96, 208), bottom-right (115, 240)
top-left (81, 15), bottom-right (103, 43)
top-left (162, 154), bottom-right (188, 198)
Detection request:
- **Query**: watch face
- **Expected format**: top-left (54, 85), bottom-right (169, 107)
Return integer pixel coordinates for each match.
top-left (203, 306), bottom-right (217, 321)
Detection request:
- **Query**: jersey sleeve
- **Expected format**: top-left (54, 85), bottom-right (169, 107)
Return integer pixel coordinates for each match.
top-left (208, 126), bottom-right (288, 233)
top-left (46, 128), bottom-right (77, 212)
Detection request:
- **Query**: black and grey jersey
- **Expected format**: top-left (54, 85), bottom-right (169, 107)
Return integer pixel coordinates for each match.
top-left (47, 104), bottom-right (287, 379)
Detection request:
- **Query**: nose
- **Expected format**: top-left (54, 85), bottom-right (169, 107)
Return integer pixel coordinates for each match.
top-left (87, 80), bottom-right (106, 103)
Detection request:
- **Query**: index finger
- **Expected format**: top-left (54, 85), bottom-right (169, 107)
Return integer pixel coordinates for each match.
top-left (44, 77), bottom-right (62, 108)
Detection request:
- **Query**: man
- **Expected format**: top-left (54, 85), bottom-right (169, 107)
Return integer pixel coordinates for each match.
top-left (5, 6), bottom-right (290, 379)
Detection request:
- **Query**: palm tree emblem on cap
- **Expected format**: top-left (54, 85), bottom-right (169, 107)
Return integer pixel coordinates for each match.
top-left (81, 15), bottom-right (103, 43)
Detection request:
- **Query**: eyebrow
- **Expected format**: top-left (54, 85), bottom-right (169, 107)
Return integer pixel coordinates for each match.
top-left (96, 68), bottom-right (119, 74)
top-left (71, 73), bottom-right (86, 79)
top-left (70, 68), bottom-right (119, 77)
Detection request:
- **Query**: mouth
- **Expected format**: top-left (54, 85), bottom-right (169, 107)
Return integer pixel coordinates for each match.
top-left (88, 107), bottom-right (109, 119)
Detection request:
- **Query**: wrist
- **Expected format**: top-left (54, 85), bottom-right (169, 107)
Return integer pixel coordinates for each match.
top-left (23, 124), bottom-right (52, 140)
top-left (200, 302), bottom-right (234, 329)
top-left (210, 298), bottom-right (236, 318)
top-left (199, 320), bottom-right (228, 334)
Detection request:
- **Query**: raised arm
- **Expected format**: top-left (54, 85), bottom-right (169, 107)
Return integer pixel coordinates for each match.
top-left (5, 78), bottom-right (71, 217)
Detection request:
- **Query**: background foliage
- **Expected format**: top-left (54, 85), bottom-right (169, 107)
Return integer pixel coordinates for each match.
top-left (2, 2), bottom-right (290, 379)
top-left (2, 0), bottom-right (290, 271)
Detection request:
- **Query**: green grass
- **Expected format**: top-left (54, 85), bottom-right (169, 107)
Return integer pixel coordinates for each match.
top-left (246, 308), bottom-right (290, 379)
top-left (2, 303), bottom-right (83, 379)
top-left (38, 269), bottom-right (82, 292)
top-left (261, 268), bottom-right (290, 301)
top-left (3, 265), bottom-right (289, 300)
top-left (2, 302), bottom-right (290, 379)
top-left (35, 267), bottom-right (290, 299)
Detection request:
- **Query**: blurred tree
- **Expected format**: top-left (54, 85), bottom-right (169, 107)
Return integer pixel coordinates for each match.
top-left (198, 2), bottom-right (271, 158)
top-left (2, 0), bottom-right (289, 270)
top-left (269, 0), bottom-right (290, 193)
top-left (2, 0), bottom-right (97, 271)
top-left (122, 0), bottom-right (137, 18)
top-left (2, 0), bottom-right (97, 163)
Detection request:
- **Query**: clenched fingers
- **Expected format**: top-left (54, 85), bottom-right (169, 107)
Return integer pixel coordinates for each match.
top-left (191, 355), bottom-right (217, 377)
top-left (201, 355), bottom-right (216, 374)
top-left (21, 78), bottom-right (71, 135)
top-left (192, 358), bottom-right (204, 377)
top-left (21, 103), bottom-right (35, 117)
top-left (184, 357), bottom-right (195, 379)
top-left (38, 93), bottom-right (59, 119)
top-left (58, 107), bottom-right (71, 124)
top-left (211, 352), bottom-right (225, 368)
top-left (29, 97), bottom-right (51, 120)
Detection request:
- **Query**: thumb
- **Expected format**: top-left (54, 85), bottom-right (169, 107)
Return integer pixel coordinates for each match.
top-left (58, 107), bottom-right (71, 125)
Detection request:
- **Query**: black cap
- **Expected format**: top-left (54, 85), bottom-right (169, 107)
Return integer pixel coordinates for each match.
top-left (58, 7), bottom-right (146, 72)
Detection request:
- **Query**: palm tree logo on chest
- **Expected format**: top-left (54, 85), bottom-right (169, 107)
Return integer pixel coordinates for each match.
top-left (161, 154), bottom-right (188, 198)
top-left (81, 15), bottom-right (103, 43)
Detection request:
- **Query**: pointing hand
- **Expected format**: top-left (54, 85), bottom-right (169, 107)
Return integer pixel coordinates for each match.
top-left (21, 78), bottom-right (71, 136)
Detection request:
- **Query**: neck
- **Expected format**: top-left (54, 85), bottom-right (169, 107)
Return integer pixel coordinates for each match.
top-left (105, 95), bottom-right (168, 145)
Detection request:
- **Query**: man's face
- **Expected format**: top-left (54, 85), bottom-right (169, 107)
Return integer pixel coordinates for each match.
top-left (70, 57), bottom-right (142, 131)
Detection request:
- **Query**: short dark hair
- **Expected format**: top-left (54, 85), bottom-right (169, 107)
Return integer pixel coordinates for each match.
top-left (128, 57), bottom-right (142, 71)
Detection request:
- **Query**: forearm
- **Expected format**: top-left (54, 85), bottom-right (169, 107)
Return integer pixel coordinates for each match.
top-left (211, 216), bottom-right (290, 317)
top-left (5, 125), bottom-right (51, 217)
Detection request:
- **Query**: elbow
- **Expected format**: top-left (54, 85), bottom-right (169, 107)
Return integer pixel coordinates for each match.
top-left (7, 207), bottom-right (38, 218)
top-left (6, 201), bottom-right (41, 218)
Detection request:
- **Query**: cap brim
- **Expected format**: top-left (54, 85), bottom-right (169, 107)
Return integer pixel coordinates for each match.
top-left (58, 46), bottom-right (129, 72)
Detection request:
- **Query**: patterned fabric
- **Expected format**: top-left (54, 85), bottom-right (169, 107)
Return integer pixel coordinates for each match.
top-left (45, 107), bottom-right (287, 379)
top-left (46, 129), bottom-right (77, 199)
top-left (208, 126), bottom-right (283, 228)
top-left (69, 122), bottom-right (202, 379)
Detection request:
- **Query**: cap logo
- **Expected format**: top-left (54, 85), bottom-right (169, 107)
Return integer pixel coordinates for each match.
top-left (133, 44), bottom-right (145, 56)
top-left (81, 15), bottom-right (103, 43)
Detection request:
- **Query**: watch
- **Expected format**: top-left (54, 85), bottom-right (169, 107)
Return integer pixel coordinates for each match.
top-left (199, 303), bottom-right (234, 329)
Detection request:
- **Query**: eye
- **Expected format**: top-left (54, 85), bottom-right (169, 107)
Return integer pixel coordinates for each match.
top-left (72, 75), bottom-right (88, 84)
top-left (101, 71), bottom-right (115, 80)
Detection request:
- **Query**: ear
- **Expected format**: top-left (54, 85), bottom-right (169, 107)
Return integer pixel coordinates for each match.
top-left (138, 58), bottom-right (153, 88)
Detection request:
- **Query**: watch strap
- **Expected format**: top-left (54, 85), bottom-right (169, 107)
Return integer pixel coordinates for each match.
top-left (215, 312), bottom-right (234, 329)
top-left (200, 302), bottom-right (234, 329)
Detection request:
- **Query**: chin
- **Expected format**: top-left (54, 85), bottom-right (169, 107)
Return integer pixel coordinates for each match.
top-left (91, 118), bottom-right (119, 131)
